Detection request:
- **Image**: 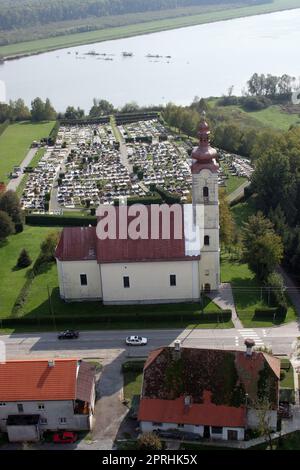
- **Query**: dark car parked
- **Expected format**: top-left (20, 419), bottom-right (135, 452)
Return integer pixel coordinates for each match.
top-left (57, 329), bottom-right (79, 340)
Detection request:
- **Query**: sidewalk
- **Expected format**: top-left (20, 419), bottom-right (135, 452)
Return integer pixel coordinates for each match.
top-left (208, 283), bottom-right (243, 329)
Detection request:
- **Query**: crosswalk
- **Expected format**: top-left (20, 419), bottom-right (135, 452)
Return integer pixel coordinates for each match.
top-left (237, 329), bottom-right (265, 347)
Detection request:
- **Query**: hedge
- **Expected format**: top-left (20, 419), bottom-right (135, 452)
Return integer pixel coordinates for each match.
top-left (0, 310), bottom-right (232, 328)
top-left (114, 193), bottom-right (162, 206)
top-left (155, 185), bottom-right (181, 204)
top-left (25, 214), bottom-right (97, 227)
top-left (254, 307), bottom-right (286, 318)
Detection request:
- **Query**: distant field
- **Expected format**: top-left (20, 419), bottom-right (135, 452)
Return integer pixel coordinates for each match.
top-left (211, 101), bottom-right (300, 131)
top-left (1, 0), bottom-right (300, 58)
top-left (0, 121), bottom-right (54, 182)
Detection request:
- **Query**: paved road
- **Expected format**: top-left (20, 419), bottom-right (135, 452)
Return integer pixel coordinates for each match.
top-left (1, 323), bottom-right (299, 360)
top-left (6, 148), bottom-right (38, 192)
top-left (226, 180), bottom-right (250, 205)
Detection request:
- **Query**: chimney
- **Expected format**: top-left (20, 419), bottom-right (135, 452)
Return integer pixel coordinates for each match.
top-left (184, 395), bottom-right (192, 407)
top-left (173, 340), bottom-right (182, 360)
top-left (48, 360), bottom-right (55, 368)
top-left (244, 338), bottom-right (255, 357)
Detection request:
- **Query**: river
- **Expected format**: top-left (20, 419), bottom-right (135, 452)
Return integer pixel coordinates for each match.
top-left (0, 8), bottom-right (300, 111)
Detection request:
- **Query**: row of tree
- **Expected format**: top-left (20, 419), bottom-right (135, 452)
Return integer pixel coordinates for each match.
top-left (0, 190), bottom-right (23, 240)
top-left (0, 98), bottom-right (56, 123)
top-left (0, 0), bottom-right (264, 30)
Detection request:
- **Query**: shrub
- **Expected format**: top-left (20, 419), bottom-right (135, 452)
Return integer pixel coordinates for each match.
top-left (0, 210), bottom-right (14, 240)
top-left (15, 222), bottom-right (24, 233)
top-left (122, 361), bottom-right (145, 372)
top-left (137, 433), bottom-right (162, 451)
top-left (16, 249), bottom-right (32, 268)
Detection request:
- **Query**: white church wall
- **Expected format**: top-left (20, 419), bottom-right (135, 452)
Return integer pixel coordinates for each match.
top-left (56, 260), bottom-right (102, 301)
top-left (101, 260), bottom-right (200, 304)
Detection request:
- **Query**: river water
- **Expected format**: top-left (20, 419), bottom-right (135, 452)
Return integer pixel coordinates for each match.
top-left (1, 8), bottom-right (300, 111)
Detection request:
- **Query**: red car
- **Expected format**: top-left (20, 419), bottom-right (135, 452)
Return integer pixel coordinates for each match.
top-left (53, 431), bottom-right (77, 443)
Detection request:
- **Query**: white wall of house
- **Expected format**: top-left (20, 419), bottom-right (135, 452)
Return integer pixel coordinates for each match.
top-left (140, 421), bottom-right (244, 441)
top-left (7, 425), bottom-right (40, 442)
top-left (247, 409), bottom-right (277, 431)
top-left (0, 400), bottom-right (91, 433)
top-left (57, 260), bottom-right (102, 301)
top-left (101, 260), bottom-right (200, 304)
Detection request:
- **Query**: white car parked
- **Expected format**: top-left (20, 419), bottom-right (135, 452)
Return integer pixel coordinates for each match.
top-left (125, 335), bottom-right (148, 346)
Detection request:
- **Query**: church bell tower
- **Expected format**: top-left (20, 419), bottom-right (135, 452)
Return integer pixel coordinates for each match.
top-left (191, 112), bottom-right (220, 291)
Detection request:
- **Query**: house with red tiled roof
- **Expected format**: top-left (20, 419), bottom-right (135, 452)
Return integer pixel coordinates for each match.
top-left (55, 117), bottom-right (221, 304)
top-left (138, 341), bottom-right (280, 441)
top-left (0, 358), bottom-right (95, 442)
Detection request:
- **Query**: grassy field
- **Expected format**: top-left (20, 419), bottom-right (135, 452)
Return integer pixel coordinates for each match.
top-left (231, 197), bottom-right (257, 229)
top-left (0, 122), bottom-right (54, 182)
top-left (1, 0), bottom-right (300, 58)
top-left (0, 226), bottom-right (56, 317)
top-left (123, 370), bottom-right (143, 404)
top-left (246, 105), bottom-right (300, 131)
top-left (280, 359), bottom-right (294, 389)
top-left (221, 253), bottom-right (297, 327)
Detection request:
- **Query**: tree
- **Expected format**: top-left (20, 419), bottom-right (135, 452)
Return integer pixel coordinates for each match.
top-left (31, 97), bottom-right (46, 122)
top-left (64, 106), bottom-right (84, 119)
top-left (40, 231), bottom-right (60, 262)
top-left (251, 152), bottom-right (296, 224)
top-left (44, 98), bottom-right (56, 121)
top-left (242, 213), bottom-right (284, 280)
top-left (0, 210), bottom-right (14, 240)
top-left (16, 249), bottom-right (32, 268)
top-left (219, 189), bottom-right (235, 248)
top-left (31, 97), bottom-right (56, 121)
top-left (0, 190), bottom-right (23, 224)
top-left (251, 397), bottom-right (276, 450)
top-left (121, 102), bottom-right (139, 113)
top-left (89, 99), bottom-right (114, 117)
top-left (137, 433), bottom-right (162, 451)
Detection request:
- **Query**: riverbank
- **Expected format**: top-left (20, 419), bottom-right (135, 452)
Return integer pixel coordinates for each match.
top-left (1, 0), bottom-right (300, 60)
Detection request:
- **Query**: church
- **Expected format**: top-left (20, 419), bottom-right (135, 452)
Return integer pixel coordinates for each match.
top-left (55, 116), bottom-right (220, 304)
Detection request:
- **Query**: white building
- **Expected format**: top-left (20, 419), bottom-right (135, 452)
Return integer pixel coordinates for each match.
top-left (0, 358), bottom-right (95, 442)
top-left (138, 342), bottom-right (280, 441)
top-left (55, 117), bottom-right (220, 304)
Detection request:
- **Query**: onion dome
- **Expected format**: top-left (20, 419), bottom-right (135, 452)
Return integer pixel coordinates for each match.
top-left (191, 111), bottom-right (219, 174)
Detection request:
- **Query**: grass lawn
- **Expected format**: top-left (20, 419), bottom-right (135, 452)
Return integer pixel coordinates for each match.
top-left (280, 358), bottom-right (294, 389)
top-left (221, 254), bottom-right (297, 327)
top-left (0, 122), bottom-right (54, 182)
top-left (1, 0), bottom-right (299, 58)
top-left (0, 226), bottom-right (57, 317)
top-left (0, 255), bottom-right (234, 331)
top-left (245, 105), bottom-right (300, 131)
top-left (220, 163), bottom-right (247, 195)
top-left (123, 370), bottom-right (143, 403)
top-left (212, 102), bottom-right (300, 132)
top-left (231, 197), bottom-right (256, 229)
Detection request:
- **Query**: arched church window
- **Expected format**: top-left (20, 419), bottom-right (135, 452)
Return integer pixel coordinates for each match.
top-left (203, 186), bottom-right (209, 198)
top-left (204, 235), bottom-right (210, 246)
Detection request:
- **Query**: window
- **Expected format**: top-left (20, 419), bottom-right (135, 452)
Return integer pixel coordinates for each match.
top-left (204, 235), bottom-right (210, 246)
top-left (205, 269), bottom-right (210, 276)
top-left (0, 403), bottom-right (6, 406)
top-left (177, 424), bottom-right (184, 428)
top-left (59, 418), bottom-right (67, 424)
top-left (80, 274), bottom-right (87, 286)
top-left (203, 186), bottom-right (209, 198)
top-left (17, 404), bottom-right (24, 413)
top-left (152, 422), bottom-right (162, 426)
top-left (170, 274), bottom-right (176, 287)
top-left (38, 404), bottom-right (45, 410)
top-left (211, 426), bottom-right (223, 434)
top-left (123, 276), bottom-right (130, 288)
top-left (40, 418), bottom-right (48, 425)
